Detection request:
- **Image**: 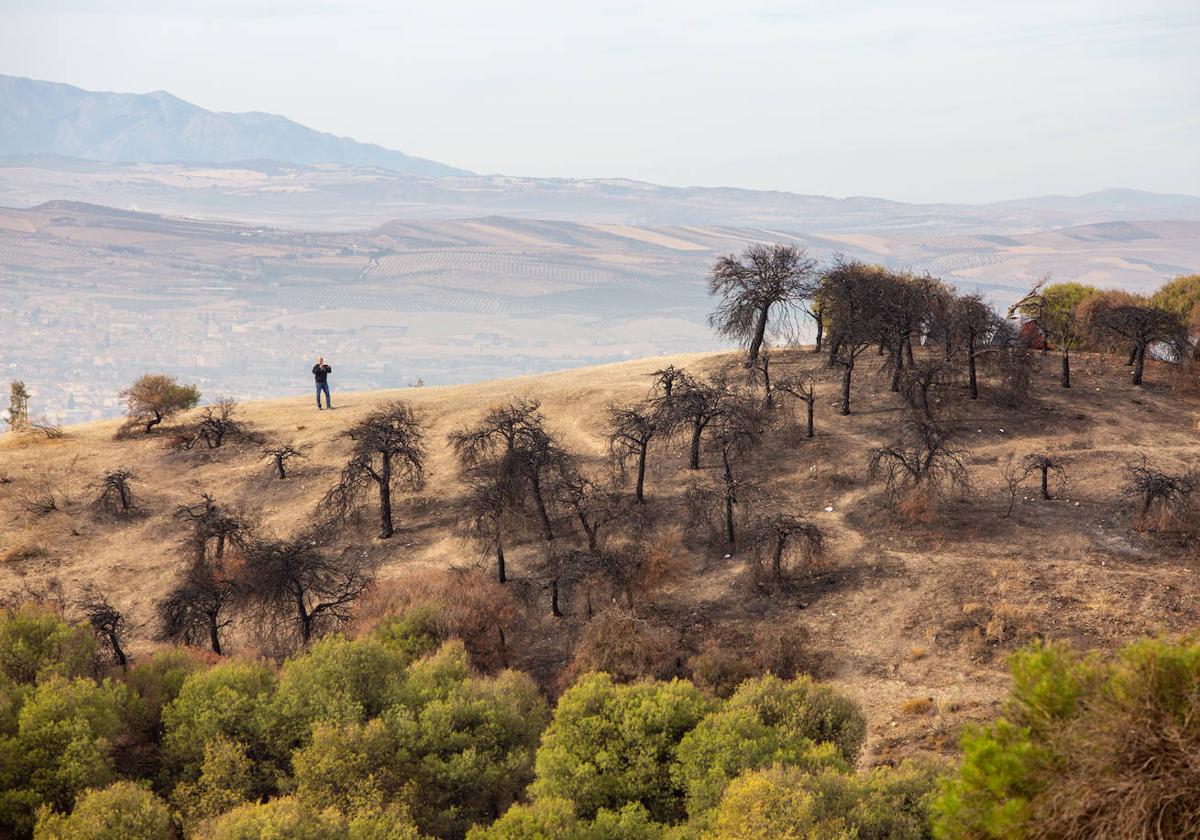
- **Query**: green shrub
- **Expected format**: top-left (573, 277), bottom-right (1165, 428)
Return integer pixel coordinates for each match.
top-left (197, 796), bottom-right (347, 839)
top-left (171, 735), bottom-right (259, 830)
top-left (468, 797), bottom-right (667, 840)
top-left (935, 638), bottom-right (1200, 839)
top-left (531, 672), bottom-right (712, 823)
top-left (0, 675), bottom-right (129, 837)
top-left (33, 781), bottom-right (172, 840)
top-left (119, 648), bottom-right (207, 781)
top-left (0, 605), bottom-right (95, 685)
top-left (162, 659), bottom-right (280, 795)
top-left (707, 762), bottom-right (938, 840)
top-left (366, 607), bottom-right (444, 662)
top-left (270, 635), bottom-right (411, 749)
top-left (723, 675), bottom-right (867, 764)
top-left (292, 719), bottom-right (409, 817)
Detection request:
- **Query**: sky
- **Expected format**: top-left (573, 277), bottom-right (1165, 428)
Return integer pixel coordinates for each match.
top-left (1, 0), bottom-right (1197, 203)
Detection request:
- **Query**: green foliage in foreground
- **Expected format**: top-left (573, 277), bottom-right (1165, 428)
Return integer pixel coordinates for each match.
top-left (933, 637), bottom-right (1200, 839)
top-left (0, 604), bottom-right (947, 839)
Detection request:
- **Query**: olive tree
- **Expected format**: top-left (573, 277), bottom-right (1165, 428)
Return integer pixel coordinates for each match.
top-left (323, 401), bottom-right (426, 539)
top-left (120, 374), bottom-right (200, 434)
top-left (708, 243), bottom-right (819, 365)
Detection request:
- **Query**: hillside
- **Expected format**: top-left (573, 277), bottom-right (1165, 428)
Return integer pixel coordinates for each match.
top-left (0, 74), bottom-right (469, 176)
top-left (2, 347), bottom-right (1199, 765)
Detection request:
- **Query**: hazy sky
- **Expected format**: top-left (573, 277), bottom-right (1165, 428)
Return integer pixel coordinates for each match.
top-left (2, 0), bottom-right (1197, 203)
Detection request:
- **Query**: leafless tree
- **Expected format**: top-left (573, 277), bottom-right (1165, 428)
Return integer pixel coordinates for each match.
top-left (868, 418), bottom-right (970, 496)
top-left (1122, 458), bottom-right (1197, 529)
top-left (241, 537), bottom-right (377, 645)
top-left (775, 374), bottom-right (817, 437)
top-left (708, 243), bottom-right (819, 365)
top-left (174, 494), bottom-right (253, 564)
top-left (648, 364), bottom-right (687, 399)
top-left (323, 401), bottom-right (426, 539)
top-left (952, 293), bottom-right (1002, 400)
top-left (1021, 454), bottom-right (1067, 501)
top-left (824, 262), bottom-right (888, 415)
top-left (749, 348), bottom-right (775, 408)
top-left (450, 399), bottom-right (565, 543)
top-left (264, 443), bottom-right (306, 479)
top-left (660, 373), bottom-right (729, 470)
top-left (607, 401), bottom-right (660, 502)
top-left (707, 391), bottom-right (768, 543)
top-left (749, 513), bottom-right (824, 590)
top-left (1091, 304), bottom-right (1189, 385)
top-left (878, 272), bottom-right (942, 393)
top-left (94, 468), bottom-right (137, 516)
top-left (898, 360), bottom-right (954, 420)
top-left (461, 473), bottom-right (518, 583)
top-left (78, 585), bottom-right (130, 669)
top-left (159, 557), bottom-right (239, 655)
top-left (181, 397), bottom-right (243, 450)
top-left (552, 465), bottom-right (624, 553)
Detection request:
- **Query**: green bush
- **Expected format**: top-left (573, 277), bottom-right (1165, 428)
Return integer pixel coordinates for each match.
top-left (531, 673), bottom-right (713, 823)
top-left (0, 605), bottom-right (95, 685)
top-left (0, 676), bottom-right (127, 837)
top-left (33, 781), bottom-right (172, 840)
top-left (468, 797), bottom-right (667, 840)
top-left (162, 659), bottom-right (280, 795)
top-left (935, 637), bottom-right (1200, 839)
top-left (271, 635), bottom-right (411, 749)
top-left (708, 763), bottom-right (938, 840)
top-left (675, 674), bottom-right (865, 819)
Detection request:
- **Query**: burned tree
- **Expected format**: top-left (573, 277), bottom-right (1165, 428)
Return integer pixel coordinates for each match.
top-left (898, 361), bottom-right (954, 420)
top-left (648, 364), bottom-right (687, 399)
top-left (120, 373), bottom-right (200, 434)
top-left (183, 397), bottom-right (243, 449)
top-left (708, 392), bottom-right (767, 543)
top-left (174, 494), bottom-right (253, 564)
top-left (707, 243), bottom-right (819, 365)
top-left (822, 258), bottom-right (887, 415)
top-left (159, 558), bottom-right (239, 655)
top-left (775, 374), bottom-right (817, 438)
top-left (662, 374), bottom-right (729, 470)
top-left (264, 443), bottom-right (305, 479)
top-left (868, 418), bottom-right (970, 498)
top-left (878, 272), bottom-right (941, 393)
top-left (1022, 453), bottom-right (1067, 501)
top-left (324, 401), bottom-right (426, 539)
top-left (952, 294), bottom-right (1000, 400)
top-left (450, 399), bottom-right (565, 543)
top-left (462, 473), bottom-right (517, 583)
top-left (750, 513), bottom-right (824, 591)
top-left (607, 401), bottom-right (660, 502)
top-left (553, 465), bottom-right (623, 553)
top-left (1092, 304), bottom-right (1188, 386)
top-left (750, 349), bottom-right (774, 408)
top-left (243, 537), bottom-right (377, 645)
top-left (1122, 458), bottom-right (1197, 531)
top-left (78, 585), bottom-right (130, 669)
top-left (94, 468), bottom-right (137, 516)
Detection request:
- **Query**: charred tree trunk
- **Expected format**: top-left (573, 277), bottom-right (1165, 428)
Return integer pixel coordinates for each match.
top-left (1132, 343), bottom-right (1147, 386)
top-left (689, 422), bottom-right (703, 470)
top-left (813, 308), bottom-right (824, 353)
top-left (891, 340), bottom-right (904, 393)
top-left (144, 409), bottom-right (163, 434)
top-left (1040, 466), bottom-right (1050, 500)
top-left (805, 397), bottom-right (814, 438)
top-left (496, 539), bottom-right (506, 584)
top-left (968, 335), bottom-right (979, 400)
top-left (635, 441), bottom-right (648, 503)
top-left (1061, 349), bottom-right (1071, 389)
top-left (1126, 344), bottom-right (1138, 366)
top-left (722, 451), bottom-right (736, 544)
top-left (550, 577), bottom-right (562, 617)
top-left (905, 337), bottom-right (915, 365)
top-left (529, 471), bottom-right (555, 542)
top-left (377, 451), bottom-right (394, 539)
top-left (827, 336), bottom-right (843, 367)
top-left (208, 614), bottom-right (222, 656)
top-left (275, 454), bottom-right (287, 479)
top-left (772, 533), bottom-right (786, 588)
top-left (747, 305), bottom-right (770, 365)
top-left (840, 360), bottom-right (853, 416)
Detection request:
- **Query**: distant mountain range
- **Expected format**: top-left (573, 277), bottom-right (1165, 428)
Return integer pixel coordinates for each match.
top-left (0, 74), bottom-right (469, 177)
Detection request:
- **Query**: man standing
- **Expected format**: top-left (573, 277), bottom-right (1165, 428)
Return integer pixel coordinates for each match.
top-left (312, 356), bottom-right (332, 409)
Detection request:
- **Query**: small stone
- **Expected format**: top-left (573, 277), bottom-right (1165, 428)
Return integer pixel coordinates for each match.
top-left (723, 553), bottom-right (732, 559)
top-left (824, 506), bottom-right (834, 512)
top-left (1074, 501), bottom-right (1080, 506)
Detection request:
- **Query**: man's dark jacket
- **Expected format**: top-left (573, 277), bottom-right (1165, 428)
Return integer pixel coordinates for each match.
top-left (312, 364), bottom-right (331, 383)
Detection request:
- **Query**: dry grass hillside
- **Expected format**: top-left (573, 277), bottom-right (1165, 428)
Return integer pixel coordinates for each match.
top-left (2, 347), bottom-right (1199, 766)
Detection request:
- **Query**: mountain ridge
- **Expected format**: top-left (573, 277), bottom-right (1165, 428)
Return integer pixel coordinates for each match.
top-left (0, 73), bottom-right (470, 177)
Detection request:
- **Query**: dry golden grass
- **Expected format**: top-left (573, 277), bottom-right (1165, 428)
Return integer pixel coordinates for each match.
top-left (3, 347), bottom-right (1200, 765)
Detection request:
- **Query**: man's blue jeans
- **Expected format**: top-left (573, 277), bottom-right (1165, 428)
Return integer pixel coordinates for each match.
top-left (316, 381), bottom-right (331, 408)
